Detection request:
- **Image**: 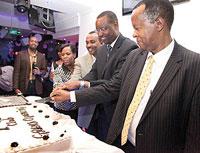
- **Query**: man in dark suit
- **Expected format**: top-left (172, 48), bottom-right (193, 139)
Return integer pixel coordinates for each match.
top-left (55, 11), bottom-right (137, 141)
top-left (13, 33), bottom-right (46, 96)
top-left (51, 0), bottom-right (200, 153)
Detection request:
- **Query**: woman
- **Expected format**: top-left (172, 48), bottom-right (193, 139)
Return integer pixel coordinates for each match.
top-left (51, 44), bottom-right (77, 120)
top-left (51, 44), bottom-right (76, 87)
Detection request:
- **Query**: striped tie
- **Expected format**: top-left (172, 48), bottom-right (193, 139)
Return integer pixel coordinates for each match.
top-left (107, 45), bottom-right (112, 61)
top-left (121, 55), bottom-right (155, 145)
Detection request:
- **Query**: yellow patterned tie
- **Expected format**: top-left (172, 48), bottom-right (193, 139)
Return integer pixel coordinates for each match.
top-left (121, 55), bottom-right (155, 145)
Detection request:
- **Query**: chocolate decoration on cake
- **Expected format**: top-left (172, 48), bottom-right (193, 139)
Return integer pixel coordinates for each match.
top-left (45, 115), bottom-right (50, 118)
top-left (10, 142), bottom-right (19, 147)
top-left (38, 110), bottom-right (43, 113)
top-left (42, 135), bottom-right (49, 140)
top-left (52, 121), bottom-right (58, 125)
top-left (60, 134), bottom-right (64, 137)
top-left (33, 105), bottom-right (37, 108)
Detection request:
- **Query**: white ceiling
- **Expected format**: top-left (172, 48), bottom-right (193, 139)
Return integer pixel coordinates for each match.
top-left (0, 0), bottom-right (95, 15)
top-left (0, 0), bottom-right (95, 39)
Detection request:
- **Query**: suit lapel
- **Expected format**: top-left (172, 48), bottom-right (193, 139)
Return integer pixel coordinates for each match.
top-left (25, 51), bottom-right (31, 70)
top-left (126, 51), bottom-right (148, 105)
top-left (101, 34), bottom-right (125, 76)
top-left (140, 42), bottom-right (183, 123)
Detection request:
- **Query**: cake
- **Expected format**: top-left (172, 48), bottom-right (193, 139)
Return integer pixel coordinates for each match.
top-left (0, 96), bottom-right (74, 153)
top-left (0, 96), bottom-right (124, 153)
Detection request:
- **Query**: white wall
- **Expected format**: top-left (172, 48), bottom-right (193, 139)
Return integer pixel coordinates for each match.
top-left (171, 0), bottom-right (200, 53)
top-left (78, 0), bottom-right (200, 56)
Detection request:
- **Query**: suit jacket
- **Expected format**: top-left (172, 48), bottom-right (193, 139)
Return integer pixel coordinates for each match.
top-left (70, 53), bottom-right (95, 81)
top-left (79, 34), bottom-right (137, 131)
top-left (76, 42), bottom-right (200, 153)
top-left (13, 50), bottom-right (47, 95)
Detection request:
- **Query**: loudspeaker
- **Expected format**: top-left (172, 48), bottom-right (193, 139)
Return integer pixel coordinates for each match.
top-left (28, 7), bottom-right (38, 25)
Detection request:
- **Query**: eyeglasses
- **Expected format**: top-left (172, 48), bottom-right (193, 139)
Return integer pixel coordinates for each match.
top-left (96, 25), bottom-right (110, 33)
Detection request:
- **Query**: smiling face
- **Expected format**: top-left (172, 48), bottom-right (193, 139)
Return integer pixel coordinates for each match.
top-left (28, 36), bottom-right (38, 51)
top-left (96, 15), bottom-right (119, 45)
top-left (131, 4), bottom-right (158, 52)
top-left (86, 33), bottom-right (101, 56)
top-left (59, 46), bottom-right (76, 66)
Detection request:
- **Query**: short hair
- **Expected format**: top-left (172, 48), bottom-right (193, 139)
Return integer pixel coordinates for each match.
top-left (97, 11), bottom-right (118, 24)
top-left (58, 44), bottom-right (76, 54)
top-left (88, 30), bottom-right (96, 34)
top-left (28, 33), bottom-right (36, 39)
top-left (135, 0), bottom-right (174, 30)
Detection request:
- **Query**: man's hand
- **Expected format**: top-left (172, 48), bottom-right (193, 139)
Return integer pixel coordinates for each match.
top-left (63, 80), bottom-right (82, 90)
top-left (33, 67), bottom-right (41, 75)
top-left (15, 89), bottom-right (22, 94)
top-left (50, 89), bottom-right (70, 103)
top-left (63, 80), bottom-right (90, 90)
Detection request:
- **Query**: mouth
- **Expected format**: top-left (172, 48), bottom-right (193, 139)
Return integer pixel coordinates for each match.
top-left (100, 37), bottom-right (106, 42)
top-left (88, 48), bottom-right (94, 52)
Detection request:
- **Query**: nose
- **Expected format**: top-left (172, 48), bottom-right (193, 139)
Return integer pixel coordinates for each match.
top-left (97, 31), bottom-right (103, 37)
top-left (87, 43), bottom-right (92, 48)
top-left (133, 30), bottom-right (137, 38)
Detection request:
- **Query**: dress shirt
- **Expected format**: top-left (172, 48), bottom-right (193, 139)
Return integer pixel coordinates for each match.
top-left (128, 40), bottom-right (175, 146)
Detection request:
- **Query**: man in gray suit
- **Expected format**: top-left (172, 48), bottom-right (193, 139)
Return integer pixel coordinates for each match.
top-left (51, 0), bottom-right (200, 153)
top-left (55, 11), bottom-right (138, 141)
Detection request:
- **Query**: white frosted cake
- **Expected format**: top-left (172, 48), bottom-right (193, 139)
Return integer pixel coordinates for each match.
top-left (0, 97), bottom-right (73, 153)
top-left (0, 96), bottom-right (124, 153)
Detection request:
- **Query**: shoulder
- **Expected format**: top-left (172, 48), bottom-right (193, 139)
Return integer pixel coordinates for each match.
top-left (37, 51), bottom-right (45, 57)
top-left (175, 42), bottom-right (200, 63)
top-left (1, 65), bottom-right (14, 71)
top-left (118, 34), bottom-right (137, 48)
top-left (76, 54), bottom-right (89, 60)
top-left (17, 50), bottom-right (27, 56)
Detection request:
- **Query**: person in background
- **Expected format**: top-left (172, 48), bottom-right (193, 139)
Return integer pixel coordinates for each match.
top-left (53, 11), bottom-right (138, 141)
top-left (0, 65), bottom-right (14, 95)
top-left (51, 0), bottom-right (200, 153)
top-left (51, 44), bottom-right (77, 119)
top-left (13, 33), bottom-right (47, 96)
top-left (70, 31), bottom-right (101, 130)
top-left (70, 31), bottom-right (101, 80)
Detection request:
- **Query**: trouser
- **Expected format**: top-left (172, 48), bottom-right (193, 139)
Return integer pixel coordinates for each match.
top-left (25, 80), bottom-right (37, 96)
top-left (87, 104), bottom-right (109, 142)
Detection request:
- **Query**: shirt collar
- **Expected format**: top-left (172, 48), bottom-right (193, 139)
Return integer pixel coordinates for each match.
top-left (109, 34), bottom-right (120, 48)
top-left (147, 39), bottom-right (175, 65)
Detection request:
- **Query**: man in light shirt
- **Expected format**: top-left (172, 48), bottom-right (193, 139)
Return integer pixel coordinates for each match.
top-left (51, 0), bottom-right (200, 152)
top-left (71, 31), bottom-right (101, 130)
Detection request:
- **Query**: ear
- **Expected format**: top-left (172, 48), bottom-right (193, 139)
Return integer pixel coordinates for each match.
top-left (155, 16), bottom-right (164, 32)
top-left (58, 52), bottom-right (61, 57)
top-left (73, 53), bottom-right (76, 59)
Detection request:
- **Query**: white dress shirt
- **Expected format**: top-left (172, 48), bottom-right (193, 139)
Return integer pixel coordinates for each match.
top-left (128, 40), bottom-right (175, 146)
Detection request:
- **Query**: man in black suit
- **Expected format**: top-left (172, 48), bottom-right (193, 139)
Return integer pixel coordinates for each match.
top-left (54, 11), bottom-right (137, 141)
top-left (51, 0), bottom-right (200, 152)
